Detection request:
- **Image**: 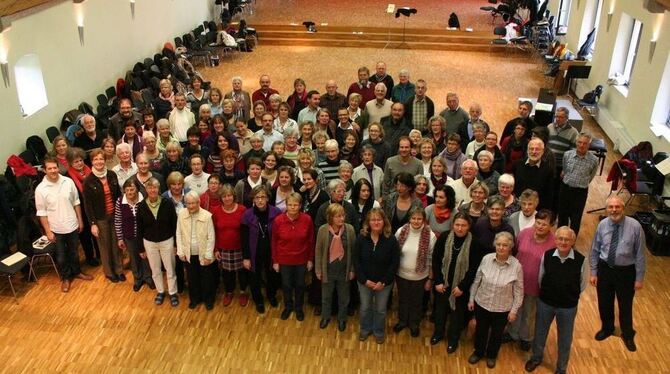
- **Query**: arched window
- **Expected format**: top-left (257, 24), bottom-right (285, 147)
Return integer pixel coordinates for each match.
top-left (14, 54), bottom-right (48, 117)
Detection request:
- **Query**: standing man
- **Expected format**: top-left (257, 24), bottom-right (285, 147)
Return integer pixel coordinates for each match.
top-left (558, 132), bottom-right (598, 236)
top-left (321, 81), bottom-right (347, 117)
top-left (404, 79), bottom-right (434, 133)
top-left (224, 76), bottom-right (252, 122)
top-left (502, 101), bottom-right (536, 140)
top-left (547, 107), bottom-right (579, 212)
top-left (109, 98), bottom-right (143, 143)
top-left (380, 102), bottom-right (411, 154)
top-left (512, 138), bottom-right (554, 210)
top-left (168, 93), bottom-right (195, 145)
top-left (382, 137), bottom-right (423, 196)
top-left (297, 90), bottom-right (321, 125)
top-left (35, 157), bottom-right (94, 293)
top-left (251, 74), bottom-right (279, 108)
top-left (590, 196), bottom-right (645, 352)
top-left (439, 93), bottom-right (470, 140)
top-left (369, 61), bottom-right (394, 99)
top-left (360, 83), bottom-right (393, 132)
top-left (525, 226), bottom-right (587, 374)
top-left (254, 112), bottom-right (284, 152)
top-left (73, 115), bottom-right (103, 159)
top-left (347, 66), bottom-right (376, 107)
top-left (390, 69), bottom-right (415, 104)
top-left (466, 103), bottom-right (490, 140)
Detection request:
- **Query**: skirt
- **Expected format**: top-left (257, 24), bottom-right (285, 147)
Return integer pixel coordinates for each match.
top-left (219, 249), bottom-right (244, 271)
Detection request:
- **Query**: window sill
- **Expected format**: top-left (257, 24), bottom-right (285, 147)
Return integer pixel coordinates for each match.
top-left (650, 123), bottom-right (670, 142)
top-left (613, 84), bottom-right (629, 97)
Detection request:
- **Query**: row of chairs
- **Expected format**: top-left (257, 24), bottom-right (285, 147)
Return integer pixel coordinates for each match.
top-left (1, 240), bottom-right (59, 304)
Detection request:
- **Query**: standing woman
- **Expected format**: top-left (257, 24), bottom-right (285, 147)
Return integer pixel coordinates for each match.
top-left (287, 78), bottom-right (308, 120)
top-left (162, 171), bottom-right (189, 293)
top-left (476, 150), bottom-right (500, 196)
top-left (300, 168), bottom-right (330, 225)
top-left (428, 157), bottom-right (453, 195)
top-left (234, 118), bottom-right (254, 156)
top-left (186, 76), bottom-right (208, 116)
top-left (212, 185), bottom-right (248, 307)
top-left (260, 151), bottom-right (279, 188)
top-left (177, 191), bottom-right (217, 310)
top-left (208, 87), bottom-right (224, 116)
top-left (200, 174), bottom-right (222, 211)
top-left (425, 184), bottom-right (457, 235)
top-left (115, 179), bottom-right (154, 291)
top-left (136, 178), bottom-right (179, 306)
top-left (348, 178), bottom-right (380, 230)
top-left (355, 208), bottom-right (400, 344)
top-left (298, 121), bottom-right (315, 150)
top-left (241, 185), bottom-right (282, 314)
top-left (382, 172), bottom-right (423, 233)
top-left (418, 138), bottom-right (436, 177)
top-left (160, 140), bottom-right (191, 178)
top-left (272, 193), bottom-right (315, 321)
top-left (234, 157), bottom-right (269, 208)
top-left (248, 100), bottom-right (266, 132)
top-left (393, 207), bottom-right (436, 338)
top-left (66, 147), bottom-right (100, 266)
top-left (468, 231), bottom-right (523, 369)
top-left (102, 138), bottom-right (120, 170)
top-left (347, 93), bottom-right (362, 124)
top-left (221, 99), bottom-right (237, 130)
top-left (270, 166), bottom-right (295, 212)
top-left (414, 175), bottom-right (434, 208)
top-left (295, 148), bottom-right (326, 192)
top-left (458, 181), bottom-right (489, 224)
top-left (51, 135), bottom-right (70, 174)
top-left (427, 116), bottom-right (448, 154)
top-left (83, 148), bottom-right (124, 283)
top-left (315, 204), bottom-right (356, 331)
top-left (315, 108), bottom-right (336, 138)
top-left (273, 102), bottom-right (298, 134)
top-left (142, 131), bottom-right (165, 172)
top-left (431, 213), bottom-right (478, 352)
top-left (205, 133), bottom-right (230, 174)
top-left (493, 173), bottom-right (520, 218)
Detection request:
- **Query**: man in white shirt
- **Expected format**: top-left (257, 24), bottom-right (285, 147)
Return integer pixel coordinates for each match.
top-left (297, 90), bottom-right (321, 125)
top-left (35, 157), bottom-right (93, 293)
top-left (255, 112), bottom-right (284, 151)
top-left (449, 159), bottom-right (478, 207)
top-left (184, 154), bottom-right (210, 195)
top-left (169, 93), bottom-right (196, 143)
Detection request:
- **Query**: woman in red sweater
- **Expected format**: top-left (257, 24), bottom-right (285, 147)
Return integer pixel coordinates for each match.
top-left (272, 193), bottom-right (314, 321)
top-left (212, 184), bottom-right (248, 307)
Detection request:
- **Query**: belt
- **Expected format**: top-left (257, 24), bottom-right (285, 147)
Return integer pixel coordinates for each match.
top-left (599, 259), bottom-right (635, 271)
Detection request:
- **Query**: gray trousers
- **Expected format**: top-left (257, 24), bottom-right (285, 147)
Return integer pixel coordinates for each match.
top-left (322, 271), bottom-right (350, 322)
top-left (95, 217), bottom-right (123, 278)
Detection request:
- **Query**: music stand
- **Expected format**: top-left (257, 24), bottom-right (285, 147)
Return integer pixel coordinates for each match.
top-left (394, 7), bottom-right (417, 48)
top-left (564, 65), bottom-right (591, 96)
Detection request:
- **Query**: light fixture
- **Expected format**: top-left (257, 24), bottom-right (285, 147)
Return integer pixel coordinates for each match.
top-left (130, 0), bottom-right (136, 19)
top-left (607, 0), bottom-right (615, 32)
top-left (649, 40), bottom-right (657, 61)
top-left (74, 0), bottom-right (85, 45)
top-left (1, 62), bottom-right (8, 88)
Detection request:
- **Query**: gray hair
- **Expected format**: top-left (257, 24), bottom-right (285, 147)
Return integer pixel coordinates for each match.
top-left (398, 69), bottom-right (410, 77)
top-left (494, 231), bottom-right (514, 245)
top-left (338, 161), bottom-right (353, 172)
top-left (145, 177), bottom-right (161, 188)
top-left (498, 173), bottom-right (515, 187)
top-left (374, 82), bottom-right (387, 93)
top-left (324, 139), bottom-right (339, 150)
top-left (327, 178), bottom-right (346, 194)
top-left (156, 118), bottom-right (170, 130)
top-left (115, 142), bottom-right (131, 156)
top-left (477, 150), bottom-right (494, 162)
top-left (284, 127), bottom-right (299, 138)
top-left (231, 76), bottom-right (242, 84)
top-left (184, 190), bottom-right (201, 204)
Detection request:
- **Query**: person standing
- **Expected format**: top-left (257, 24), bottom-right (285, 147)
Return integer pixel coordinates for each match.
top-left (590, 196), bottom-right (645, 352)
top-left (525, 226), bottom-right (587, 374)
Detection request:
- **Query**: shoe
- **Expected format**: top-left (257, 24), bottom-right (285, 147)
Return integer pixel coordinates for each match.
top-left (146, 280), bottom-right (156, 290)
top-left (118, 273), bottom-right (126, 282)
top-left (595, 330), bottom-right (613, 341)
top-left (468, 353), bottom-right (481, 365)
top-left (280, 308), bottom-right (292, 320)
top-left (393, 323), bottom-right (407, 333)
top-left (188, 301), bottom-right (198, 309)
top-left (268, 297), bottom-right (279, 307)
top-left (623, 337), bottom-right (637, 352)
top-left (525, 359), bottom-right (541, 372)
top-left (205, 303), bottom-right (214, 311)
top-left (375, 335), bottom-right (385, 344)
top-left (75, 273), bottom-right (93, 281)
top-left (313, 306), bottom-right (322, 316)
top-left (359, 332), bottom-right (370, 341)
top-left (338, 321), bottom-right (346, 332)
top-left (239, 293), bottom-right (249, 307)
top-left (106, 275), bottom-right (119, 283)
top-left (86, 258), bottom-right (100, 267)
top-left (410, 328), bottom-right (420, 337)
top-left (256, 304), bottom-right (265, 314)
top-left (155, 292), bottom-right (166, 305)
top-left (447, 344), bottom-right (458, 354)
top-left (61, 280), bottom-right (70, 293)
top-left (486, 358), bottom-right (496, 368)
top-left (296, 310), bottom-right (305, 321)
top-left (170, 294), bottom-right (179, 307)
top-left (347, 307), bottom-right (356, 316)
top-left (320, 319), bottom-right (330, 329)
top-left (223, 293), bottom-right (234, 307)
top-left (501, 332), bottom-right (515, 343)
top-left (133, 282), bottom-right (143, 292)
top-left (430, 334), bottom-right (443, 345)
top-left (520, 340), bottom-right (532, 351)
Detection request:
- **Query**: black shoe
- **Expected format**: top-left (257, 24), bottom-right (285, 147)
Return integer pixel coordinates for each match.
top-left (501, 332), bottom-right (514, 343)
top-left (118, 273), bottom-right (126, 282)
top-left (320, 318), bottom-right (330, 329)
top-left (296, 310), bottom-right (305, 321)
top-left (280, 308), bottom-right (292, 320)
top-left (170, 294), bottom-right (179, 307)
top-left (86, 258), bottom-right (100, 267)
top-left (447, 343), bottom-right (458, 354)
top-left (106, 275), bottom-right (119, 283)
top-left (133, 282), bottom-right (143, 292)
top-left (520, 340), bottom-right (532, 351)
top-left (313, 306), bottom-right (322, 316)
top-left (205, 303), bottom-right (214, 311)
top-left (410, 328), bottom-right (420, 337)
top-left (347, 307), bottom-right (356, 316)
top-left (154, 292), bottom-right (166, 305)
top-left (623, 337), bottom-right (637, 352)
top-left (393, 323), bottom-right (407, 333)
top-left (256, 304), bottom-right (265, 314)
top-left (430, 334), bottom-right (443, 345)
top-left (338, 320), bottom-right (346, 332)
top-left (468, 353), bottom-right (481, 364)
top-left (268, 297), bottom-right (278, 307)
top-left (486, 358), bottom-right (496, 369)
top-left (146, 280), bottom-right (156, 290)
top-left (188, 301), bottom-right (198, 309)
top-left (595, 330), bottom-right (613, 341)
top-left (525, 359), bottom-right (541, 372)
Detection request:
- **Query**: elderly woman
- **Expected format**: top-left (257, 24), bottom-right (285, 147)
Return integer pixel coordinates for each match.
top-left (298, 120), bottom-right (315, 150)
top-left (51, 135), bottom-right (70, 174)
top-left (428, 156), bottom-right (453, 195)
top-left (153, 79), bottom-right (174, 119)
top-left (114, 179), bottom-right (153, 291)
top-left (439, 134), bottom-right (468, 180)
top-left (409, 129), bottom-right (423, 153)
top-left (270, 166), bottom-right (296, 212)
top-left (112, 142), bottom-right (138, 187)
top-left (414, 175), bottom-right (434, 207)
top-left (83, 148), bottom-right (124, 283)
top-left (241, 185), bottom-right (282, 314)
top-left (425, 184), bottom-right (457, 235)
top-left (272, 193), bottom-right (315, 321)
top-left (476, 150), bottom-right (500, 196)
top-left (66, 147), bottom-right (100, 266)
top-left (312, 130), bottom-right (330, 163)
top-left (360, 123), bottom-right (390, 168)
top-left (431, 213), bottom-right (479, 352)
top-left (282, 128), bottom-right (301, 163)
top-left (347, 92), bottom-right (362, 124)
top-left (493, 173), bottom-right (520, 218)
top-left (268, 93), bottom-right (282, 118)
top-left (162, 171), bottom-right (189, 293)
top-left (248, 100), bottom-right (266, 132)
top-left (473, 131), bottom-right (505, 174)
top-left (274, 102), bottom-right (298, 134)
top-left (315, 203), bottom-right (356, 331)
top-left (160, 140), bottom-right (191, 178)
top-left (102, 138), bottom-right (120, 170)
top-left (471, 196), bottom-right (515, 256)
top-left (459, 180), bottom-right (489, 224)
top-left (156, 119), bottom-right (176, 153)
top-left (427, 116), bottom-right (448, 154)
top-left (142, 131), bottom-right (165, 172)
top-left (242, 134), bottom-right (266, 164)
top-left (127, 153), bottom-right (166, 197)
top-left (468, 231), bottom-right (523, 369)
top-left (349, 178), bottom-right (380, 230)
top-left (394, 207), bottom-right (436, 338)
top-left (382, 172), bottom-right (423, 233)
top-left (295, 148), bottom-right (326, 192)
top-left (177, 191), bottom-right (216, 310)
top-left (465, 122), bottom-right (487, 159)
top-left (235, 157), bottom-right (270, 208)
top-left (338, 161), bottom-right (355, 200)
top-left (355, 208), bottom-right (400, 344)
top-left (221, 99), bottom-right (237, 130)
top-left (136, 177), bottom-right (178, 306)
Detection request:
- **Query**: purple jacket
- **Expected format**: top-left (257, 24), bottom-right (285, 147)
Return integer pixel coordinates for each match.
top-left (114, 194), bottom-right (144, 240)
top-left (241, 206), bottom-right (281, 272)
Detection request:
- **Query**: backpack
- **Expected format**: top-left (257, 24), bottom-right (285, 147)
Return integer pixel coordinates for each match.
top-left (582, 91), bottom-right (597, 104)
top-left (448, 13), bottom-right (460, 29)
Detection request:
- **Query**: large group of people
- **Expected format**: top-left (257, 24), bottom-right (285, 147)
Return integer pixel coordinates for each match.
top-left (32, 65), bottom-right (646, 373)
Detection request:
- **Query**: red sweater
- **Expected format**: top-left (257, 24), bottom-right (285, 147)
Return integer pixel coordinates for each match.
top-left (271, 212), bottom-right (314, 265)
top-left (211, 204), bottom-right (246, 250)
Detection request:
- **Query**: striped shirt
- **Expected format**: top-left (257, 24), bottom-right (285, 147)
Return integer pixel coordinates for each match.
top-left (547, 123), bottom-right (579, 171)
top-left (470, 253), bottom-right (524, 313)
top-left (562, 149), bottom-right (599, 188)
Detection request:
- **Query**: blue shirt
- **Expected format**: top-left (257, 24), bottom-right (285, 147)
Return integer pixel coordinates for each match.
top-left (590, 216), bottom-right (646, 282)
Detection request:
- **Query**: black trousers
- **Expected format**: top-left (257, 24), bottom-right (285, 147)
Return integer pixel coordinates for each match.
top-left (433, 291), bottom-right (469, 345)
top-left (308, 268), bottom-right (322, 306)
top-left (280, 264), bottom-right (307, 311)
top-left (222, 268), bottom-right (250, 293)
top-left (186, 255), bottom-right (217, 305)
top-left (597, 261), bottom-right (636, 339)
top-left (557, 183), bottom-right (589, 235)
top-left (396, 276), bottom-right (426, 330)
top-left (249, 253), bottom-right (280, 306)
top-left (175, 255), bottom-right (186, 292)
top-left (474, 304), bottom-right (509, 359)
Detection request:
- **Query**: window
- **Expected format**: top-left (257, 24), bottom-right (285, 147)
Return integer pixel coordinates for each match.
top-left (650, 52), bottom-right (670, 141)
top-left (608, 14), bottom-right (643, 97)
top-left (556, 0), bottom-right (573, 35)
top-left (14, 54), bottom-right (48, 117)
top-left (577, 0), bottom-right (603, 59)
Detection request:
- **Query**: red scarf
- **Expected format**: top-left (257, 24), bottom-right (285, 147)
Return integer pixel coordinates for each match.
top-left (328, 225), bottom-right (345, 263)
top-left (67, 165), bottom-right (92, 193)
top-left (432, 206), bottom-right (452, 224)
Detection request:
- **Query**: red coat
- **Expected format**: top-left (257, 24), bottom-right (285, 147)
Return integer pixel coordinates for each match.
top-left (271, 212), bottom-right (314, 266)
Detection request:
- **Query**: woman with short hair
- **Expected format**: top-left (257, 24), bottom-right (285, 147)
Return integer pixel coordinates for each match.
top-left (428, 156), bottom-right (453, 195)
top-left (381, 172), bottom-right (423, 233)
top-left (274, 102), bottom-right (298, 134)
top-left (492, 173), bottom-right (520, 218)
top-left (234, 157), bottom-right (270, 208)
top-left (162, 171), bottom-right (189, 293)
top-left (414, 175), bottom-right (434, 208)
top-left (459, 180), bottom-right (490, 224)
top-left (66, 147), bottom-right (100, 266)
top-left (425, 184), bottom-right (457, 235)
top-left (476, 150), bottom-right (500, 196)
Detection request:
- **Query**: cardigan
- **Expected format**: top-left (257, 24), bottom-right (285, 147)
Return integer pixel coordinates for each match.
top-left (271, 213), bottom-right (315, 265)
top-left (240, 206), bottom-right (281, 271)
top-left (354, 233), bottom-right (400, 285)
top-left (113, 193), bottom-right (144, 240)
top-left (83, 171), bottom-right (121, 224)
top-left (136, 197), bottom-right (177, 251)
top-left (175, 208), bottom-right (215, 264)
top-left (314, 223), bottom-right (356, 283)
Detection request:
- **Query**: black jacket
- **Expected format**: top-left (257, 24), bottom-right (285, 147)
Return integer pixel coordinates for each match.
top-left (83, 171), bottom-right (121, 224)
top-left (136, 197), bottom-right (177, 251)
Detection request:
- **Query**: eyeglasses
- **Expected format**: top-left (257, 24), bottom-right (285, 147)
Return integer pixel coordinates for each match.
top-left (254, 195), bottom-right (268, 200)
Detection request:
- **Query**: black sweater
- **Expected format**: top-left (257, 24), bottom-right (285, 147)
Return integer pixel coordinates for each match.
top-left (136, 198), bottom-right (177, 251)
top-left (354, 234), bottom-right (400, 286)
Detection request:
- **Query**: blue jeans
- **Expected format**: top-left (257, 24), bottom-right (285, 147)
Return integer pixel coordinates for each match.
top-left (358, 282), bottom-right (392, 338)
top-left (54, 230), bottom-right (81, 280)
top-left (531, 299), bottom-right (578, 373)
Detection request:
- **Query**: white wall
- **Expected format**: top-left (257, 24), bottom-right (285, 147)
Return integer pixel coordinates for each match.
top-left (0, 0), bottom-right (214, 163)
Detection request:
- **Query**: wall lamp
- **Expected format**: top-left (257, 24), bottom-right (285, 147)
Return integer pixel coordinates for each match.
top-left (74, 0), bottom-right (86, 45)
top-left (130, 0), bottom-right (136, 19)
top-left (607, 1), bottom-right (615, 32)
top-left (0, 17), bottom-right (11, 87)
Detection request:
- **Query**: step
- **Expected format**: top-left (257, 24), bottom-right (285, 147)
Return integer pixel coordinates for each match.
top-left (259, 36), bottom-right (509, 52)
top-left (257, 30), bottom-right (494, 44)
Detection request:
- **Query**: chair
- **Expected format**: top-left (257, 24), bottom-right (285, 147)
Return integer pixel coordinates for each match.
top-left (46, 126), bottom-right (61, 143)
top-left (576, 85), bottom-right (603, 116)
top-left (612, 159), bottom-right (655, 207)
top-left (490, 26), bottom-right (508, 54)
top-left (0, 253), bottom-right (31, 304)
top-left (18, 150), bottom-right (36, 166)
top-left (29, 240), bottom-right (60, 280)
top-left (105, 86), bottom-right (117, 101)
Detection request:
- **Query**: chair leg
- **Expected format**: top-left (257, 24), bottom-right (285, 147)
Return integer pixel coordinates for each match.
top-left (7, 275), bottom-right (19, 304)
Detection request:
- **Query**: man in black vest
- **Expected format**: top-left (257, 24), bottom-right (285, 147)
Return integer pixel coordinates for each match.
top-left (525, 226), bottom-right (586, 374)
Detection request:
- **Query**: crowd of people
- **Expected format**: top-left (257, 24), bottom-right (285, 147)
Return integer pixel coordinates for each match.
top-left (33, 63), bottom-right (646, 373)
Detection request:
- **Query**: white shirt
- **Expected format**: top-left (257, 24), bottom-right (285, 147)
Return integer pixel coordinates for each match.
top-left (273, 117), bottom-right (298, 134)
top-left (112, 162), bottom-right (138, 187)
top-left (517, 212), bottom-right (536, 232)
top-left (254, 129), bottom-right (284, 151)
top-left (169, 107), bottom-right (196, 141)
top-left (448, 178), bottom-right (474, 207)
top-left (395, 225), bottom-right (436, 281)
top-left (185, 172), bottom-right (211, 195)
top-left (35, 175), bottom-right (80, 234)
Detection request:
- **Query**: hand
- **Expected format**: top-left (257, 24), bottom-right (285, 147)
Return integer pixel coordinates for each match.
top-left (243, 260), bottom-right (251, 270)
top-left (179, 255), bottom-right (187, 262)
top-left (508, 312), bottom-right (517, 322)
top-left (46, 231), bottom-right (56, 243)
top-left (118, 240), bottom-right (126, 250)
top-left (315, 272), bottom-right (322, 280)
top-left (139, 252), bottom-right (147, 259)
top-left (307, 261), bottom-right (313, 272)
top-left (434, 284), bottom-right (445, 293)
top-left (215, 251), bottom-right (222, 261)
top-left (374, 282), bottom-right (385, 291)
top-left (468, 302), bottom-right (474, 311)
top-left (365, 280), bottom-right (377, 289)
top-left (635, 281), bottom-right (643, 290)
top-left (91, 224), bottom-right (99, 238)
top-left (424, 279), bottom-right (432, 291)
top-left (451, 287), bottom-right (463, 297)
top-left (349, 272), bottom-right (355, 280)
top-left (590, 276), bottom-right (598, 287)
top-left (202, 258), bottom-right (213, 266)
top-left (273, 263), bottom-right (280, 272)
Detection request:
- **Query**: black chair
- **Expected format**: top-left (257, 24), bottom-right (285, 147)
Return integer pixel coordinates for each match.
top-left (0, 253), bottom-right (32, 304)
top-left (18, 150), bottom-right (35, 166)
top-left (105, 86), bottom-right (116, 101)
top-left (174, 36), bottom-right (184, 48)
top-left (491, 26), bottom-right (508, 53)
top-left (576, 85), bottom-right (603, 116)
top-left (97, 94), bottom-right (109, 106)
top-left (46, 126), bottom-right (61, 143)
top-left (25, 135), bottom-right (47, 165)
top-left (29, 241), bottom-right (59, 280)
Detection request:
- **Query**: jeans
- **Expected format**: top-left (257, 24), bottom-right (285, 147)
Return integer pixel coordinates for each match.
top-left (53, 230), bottom-right (81, 280)
top-left (322, 272), bottom-right (349, 322)
top-left (474, 304), bottom-right (509, 359)
top-left (508, 294), bottom-right (537, 341)
top-left (280, 264), bottom-right (307, 311)
top-left (95, 217), bottom-right (123, 278)
top-left (531, 299), bottom-right (578, 373)
top-left (358, 282), bottom-right (392, 338)
top-left (124, 238), bottom-right (152, 285)
top-left (396, 276), bottom-right (426, 330)
top-left (144, 238), bottom-right (177, 295)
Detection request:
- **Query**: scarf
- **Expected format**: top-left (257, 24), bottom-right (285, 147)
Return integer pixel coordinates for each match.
top-left (442, 232), bottom-right (472, 310)
top-left (431, 173), bottom-right (448, 189)
top-left (397, 224), bottom-right (431, 274)
top-left (432, 205), bottom-right (451, 224)
top-left (443, 148), bottom-right (463, 161)
top-left (67, 164), bottom-right (91, 193)
top-left (340, 145), bottom-right (354, 161)
top-left (416, 192), bottom-right (428, 208)
top-left (92, 167), bottom-right (108, 179)
top-left (328, 225), bottom-right (345, 263)
top-left (146, 197), bottom-right (162, 219)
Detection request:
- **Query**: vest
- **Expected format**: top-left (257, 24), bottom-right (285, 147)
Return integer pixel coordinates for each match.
top-left (539, 249), bottom-right (584, 308)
